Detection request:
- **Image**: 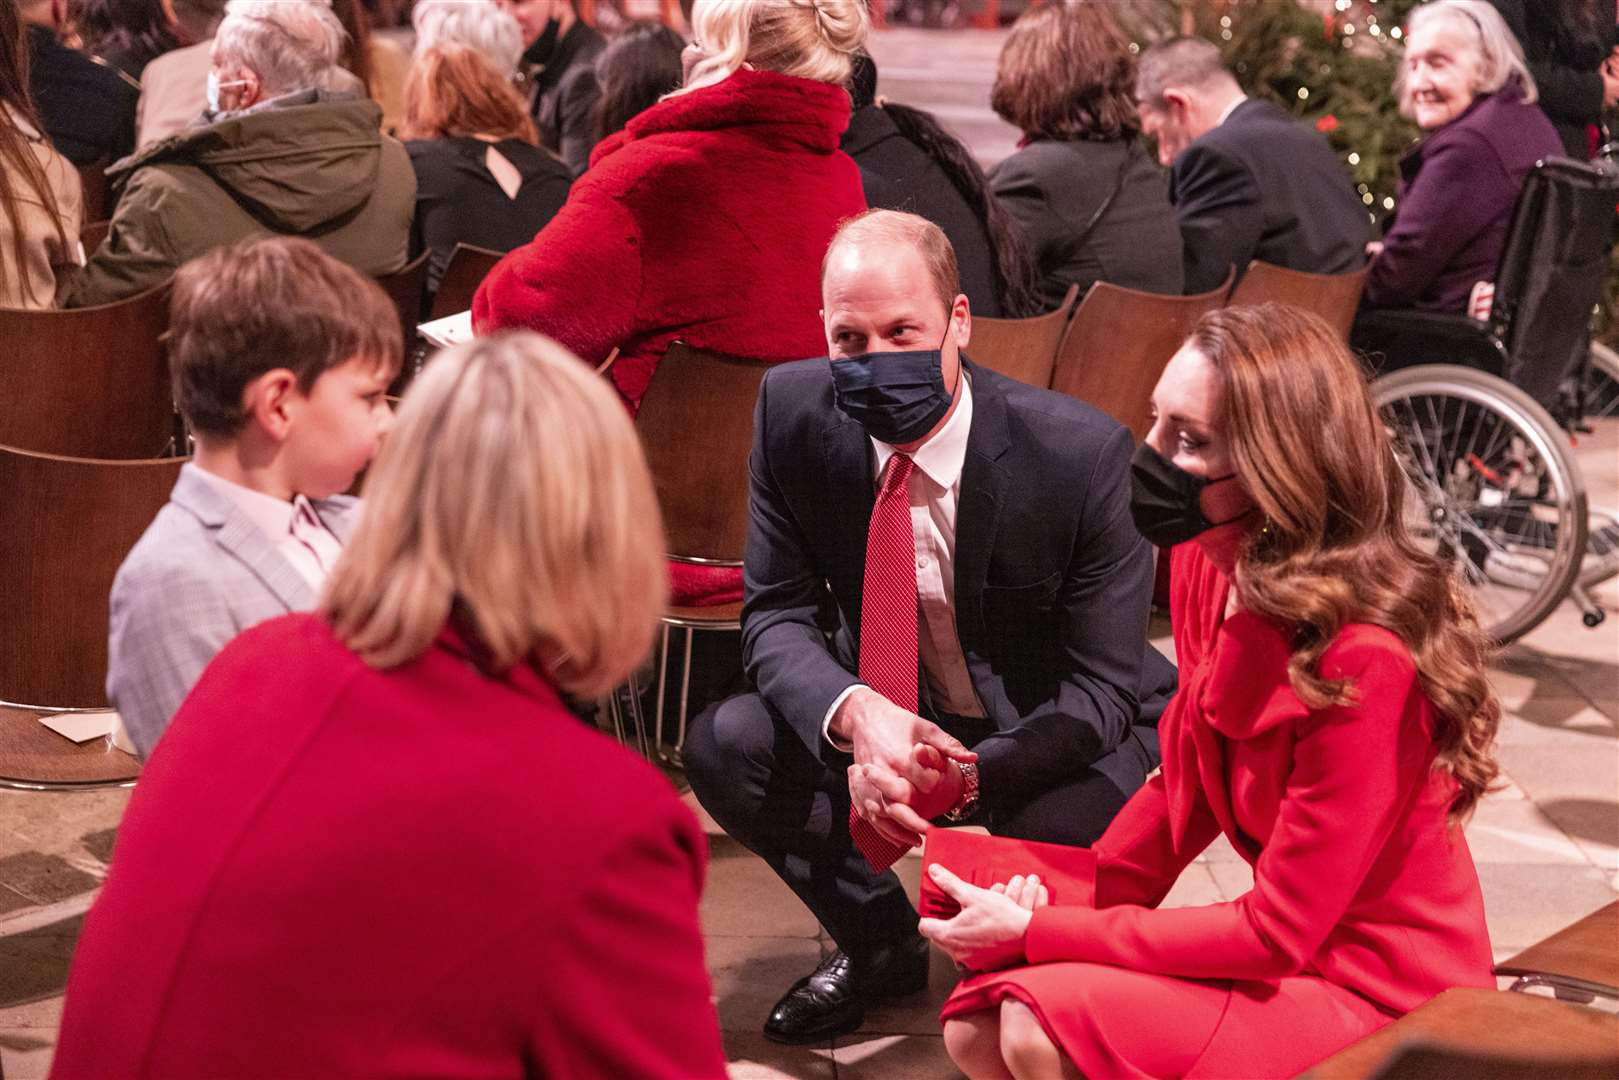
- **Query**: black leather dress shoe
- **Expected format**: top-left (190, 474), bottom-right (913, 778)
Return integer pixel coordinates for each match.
top-left (762, 936), bottom-right (930, 1045)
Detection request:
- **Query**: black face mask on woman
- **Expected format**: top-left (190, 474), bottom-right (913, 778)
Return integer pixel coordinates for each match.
top-left (828, 324), bottom-right (955, 446)
top-left (1128, 443), bottom-right (1249, 547)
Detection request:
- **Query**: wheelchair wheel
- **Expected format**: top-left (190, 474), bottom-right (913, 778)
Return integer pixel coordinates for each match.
top-left (1585, 341), bottom-right (1619, 421)
top-left (1373, 364), bottom-right (1588, 645)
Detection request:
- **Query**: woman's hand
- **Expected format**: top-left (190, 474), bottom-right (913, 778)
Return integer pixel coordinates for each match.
top-left (917, 865), bottom-right (1040, 972)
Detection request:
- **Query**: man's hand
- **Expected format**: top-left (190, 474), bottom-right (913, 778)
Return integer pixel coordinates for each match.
top-left (834, 688), bottom-right (975, 850)
top-left (905, 743), bottom-right (965, 821)
top-left (918, 865), bottom-right (1039, 972)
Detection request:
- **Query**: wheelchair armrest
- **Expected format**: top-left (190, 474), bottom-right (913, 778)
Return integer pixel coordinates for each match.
top-left (1350, 309), bottom-right (1509, 378)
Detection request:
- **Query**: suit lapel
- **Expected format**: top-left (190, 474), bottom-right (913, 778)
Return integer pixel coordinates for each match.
top-left (170, 469), bottom-right (316, 611)
top-left (954, 363), bottom-right (1012, 641)
top-left (821, 412), bottom-right (875, 643)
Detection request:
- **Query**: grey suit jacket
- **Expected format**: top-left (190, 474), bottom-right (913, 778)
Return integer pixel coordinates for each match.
top-left (106, 466), bottom-right (358, 758)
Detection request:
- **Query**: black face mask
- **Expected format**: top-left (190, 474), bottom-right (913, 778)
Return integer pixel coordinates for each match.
top-left (828, 325), bottom-right (955, 445)
top-left (1128, 443), bottom-right (1247, 547)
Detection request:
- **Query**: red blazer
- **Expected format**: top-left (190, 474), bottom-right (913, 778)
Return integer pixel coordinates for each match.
top-left (52, 614), bottom-right (727, 1080)
top-left (472, 66), bottom-right (867, 413)
top-left (1022, 544), bottom-right (1494, 1015)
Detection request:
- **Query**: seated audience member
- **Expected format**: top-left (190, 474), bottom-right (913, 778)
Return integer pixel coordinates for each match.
top-left (54, 333), bottom-right (728, 1080)
top-left (989, 3), bottom-right (1183, 308)
top-left (684, 210), bottom-right (1176, 1045)
top-left (475, 0), bottom-right (870, 607)
top-left (19, 0), bottom-right (137, 166)
top-left (845, 51), bottom-right (1038, 318)
top-left (928, 304), bottom-right (1498, 1080)
top-left (1361, 1), bottom-right (1562, 313)
top-left (106, 236), bottom-right (399, 758)
top-left (0, 0), bottom-right (82, 309)
top-left (63, 0), bottom-right (415, 307)
top-left (67, 0), bottom-right (179, 82)
top-left (403, 44), bottom-right (569, 294)
top-left (501, 0), bottom-right (603, 174)
top-left (1135, 36), bottom-right (1367, 294)
top-left (592, 19), bottom-right (683, 141)
top-left (136, 0), bottom-right (227, 147)
top-left (413, 0), bottom-right (525, 77)
top-left (1486, 0), bottom-right (1618, 160)
top-left (332, 0), bottom-right (408, 132)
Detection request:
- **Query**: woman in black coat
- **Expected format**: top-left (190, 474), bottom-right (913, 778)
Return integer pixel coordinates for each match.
top-left (987, 3), bottom-right (1183, 310)
top-left (1487, 0), bottom-right (1618, 158)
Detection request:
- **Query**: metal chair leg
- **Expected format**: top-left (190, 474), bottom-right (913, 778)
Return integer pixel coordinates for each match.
top-left (624, 669), bottom-right (651, 759)
top-left (675, 625), bottom-right (696, 755)
top-left (604, 690), bottom-right (626, 746)
top-left (654, 623), bottom-right (671, 752)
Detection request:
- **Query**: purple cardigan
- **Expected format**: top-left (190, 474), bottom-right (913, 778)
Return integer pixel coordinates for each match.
top-left (1364, 84), bottom-right (1563, 312)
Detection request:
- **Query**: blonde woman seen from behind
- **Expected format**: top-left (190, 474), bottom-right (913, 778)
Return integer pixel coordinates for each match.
top-left (52, 333), bottom-right (729, 1080)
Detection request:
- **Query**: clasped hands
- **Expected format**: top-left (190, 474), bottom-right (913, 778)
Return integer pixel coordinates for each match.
top-left (833, 686), bottom-right (974, 849)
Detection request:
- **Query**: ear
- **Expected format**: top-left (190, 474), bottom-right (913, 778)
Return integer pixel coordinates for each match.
top-left (951, 294), bottom-right (971, 350)
top-left (238, 68), bottom-right (265, 108)
top-left (242, 369), bottom-right (301, 443)
top-left (1161, 88), bottom-right (1193, 120)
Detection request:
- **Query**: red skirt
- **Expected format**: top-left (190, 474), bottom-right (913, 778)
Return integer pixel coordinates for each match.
top-left (941, 961), bottom-right (1392, 1079)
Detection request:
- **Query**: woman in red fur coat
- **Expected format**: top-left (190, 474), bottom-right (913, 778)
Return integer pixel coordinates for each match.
top-left (474, 0), bottom-right (870, 607)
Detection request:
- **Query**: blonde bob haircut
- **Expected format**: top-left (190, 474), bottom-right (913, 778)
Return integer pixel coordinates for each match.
top-left (1397, 0), bottom-right (1538, 120)
top-left (322, 332), bottom-right (667, 698)
top-left (674, 0), bottom-right (869, 98)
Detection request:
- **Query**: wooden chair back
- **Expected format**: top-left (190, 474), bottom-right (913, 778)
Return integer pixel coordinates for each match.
top-left (0, 281), bottom-right (175, 458)
top-left (1496, 901), bottom-right (1619, 998)
top-left (967, 284), bottom-right (1079, 388)
top-left (374, 250), bottom-right (432, 352)
top-left (634, 342), bottom-right (771, 563)
top-left (1228, 261), bottom-right (1370, 339)
top-left (1051, 272), bottom-right (1232, 440)
top-left (0, 446), bottom-right (186, 709)
top-left (76, 160), bottom-right (110, 223)
top-left (428, 243), bottom-right (503, 321)
top-left (79, 219), bottom-right (111, 256)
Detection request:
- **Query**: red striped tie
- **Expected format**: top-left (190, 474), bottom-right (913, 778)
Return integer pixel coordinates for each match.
top-left (849, 453), bottom-right (920, 873)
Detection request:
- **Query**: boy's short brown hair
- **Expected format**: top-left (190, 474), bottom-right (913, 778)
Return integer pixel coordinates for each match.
top-left (169, 236), bottom-right (403, 439)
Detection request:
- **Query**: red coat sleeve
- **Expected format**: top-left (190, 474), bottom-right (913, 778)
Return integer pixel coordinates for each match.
top-left (471, 187), bottom-right (644, 367)
top-left (1091, 771), bottom-right (1223, 910)
top-left (1025, 636), bottom-right (1426, 980)
top-left (530, 797), bottom-right (727, 1078)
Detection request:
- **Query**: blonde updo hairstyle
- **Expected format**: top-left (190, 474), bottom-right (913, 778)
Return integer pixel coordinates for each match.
top-left (674, 0), bottom-right (870, 97)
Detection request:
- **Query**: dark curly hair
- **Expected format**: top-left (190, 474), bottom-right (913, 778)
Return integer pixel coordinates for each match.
top-left (991, 2), bottom-right (1139, 142)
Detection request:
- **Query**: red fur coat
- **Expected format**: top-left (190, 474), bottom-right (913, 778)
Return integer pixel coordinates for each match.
top-left (473, 66), bottom-right (867, 605)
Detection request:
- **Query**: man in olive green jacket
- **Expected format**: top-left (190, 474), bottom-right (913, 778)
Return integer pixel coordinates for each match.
top-left (64, 0), bottom-right (414, 308)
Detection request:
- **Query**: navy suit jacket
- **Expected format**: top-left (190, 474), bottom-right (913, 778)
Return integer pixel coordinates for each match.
top-left (741, 357), bottom-right (1175, 809)
top-left (1170, 98), bottom-right (1367, 294)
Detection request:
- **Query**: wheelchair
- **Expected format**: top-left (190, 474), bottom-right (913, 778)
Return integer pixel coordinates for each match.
top-left (1351, 155), bottom-right (1619, 645)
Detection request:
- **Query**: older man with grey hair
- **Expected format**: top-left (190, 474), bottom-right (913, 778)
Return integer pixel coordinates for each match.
top-left (64, 0), bottom-right (414, 307)
top-left (1135, 35), bottom-right (1366, 294)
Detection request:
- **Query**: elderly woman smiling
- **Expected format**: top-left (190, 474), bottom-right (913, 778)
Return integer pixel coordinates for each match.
top-left (1362, 0), bottom-right (1562, 312)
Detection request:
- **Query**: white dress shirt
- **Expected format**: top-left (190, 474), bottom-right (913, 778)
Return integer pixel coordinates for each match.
top-left (824, 375), bottom-right (987, 747)
top-left (1216, 94), bottom-right (1249, 127)
top-left (184, 464), bottom-right (343, 591)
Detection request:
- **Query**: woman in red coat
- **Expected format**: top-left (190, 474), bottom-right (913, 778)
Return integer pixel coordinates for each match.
top-left (51, 335), bottom-right (728, 1080)
top-left (919, 305), bottom-right (1501, 1079)
top-left (472, 0), bottom-right (870, 607)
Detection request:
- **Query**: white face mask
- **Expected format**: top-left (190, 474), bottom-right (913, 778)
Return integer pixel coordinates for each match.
top-left (206, 70), bottom-right (251, 113)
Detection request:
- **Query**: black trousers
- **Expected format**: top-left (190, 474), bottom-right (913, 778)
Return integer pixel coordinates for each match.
top-left (684, 691), bottom-right (1153, 959)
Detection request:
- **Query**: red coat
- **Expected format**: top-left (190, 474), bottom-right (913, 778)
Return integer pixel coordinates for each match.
top-left (52, 614), bottom-right (727, 1080)
top-left (472, 67), bottom-right (866, 607)
top-left (943, 542), bottom-right (1494, 1076)
top-left (472, 66), bottom-right (866, 412)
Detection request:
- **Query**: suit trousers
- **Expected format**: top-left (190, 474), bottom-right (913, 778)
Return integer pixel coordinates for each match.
top-left (684, 692), bottom-right (1154, 959)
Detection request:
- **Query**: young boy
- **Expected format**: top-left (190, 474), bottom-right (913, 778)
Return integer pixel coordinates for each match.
top-left (107, 236), bottom-right (401, 757)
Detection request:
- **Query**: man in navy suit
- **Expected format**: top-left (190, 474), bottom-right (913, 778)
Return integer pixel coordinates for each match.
top-left (1135, 36), bottom-right (1367, 294)
top-left (684, 210), bottom-right (1174, 1045)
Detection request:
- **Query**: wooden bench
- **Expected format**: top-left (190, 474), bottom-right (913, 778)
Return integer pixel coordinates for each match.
top-left (1301, 987), bottom-right (1619, 1079)
top-left (1495, 901), bottom-right (1619, 1003)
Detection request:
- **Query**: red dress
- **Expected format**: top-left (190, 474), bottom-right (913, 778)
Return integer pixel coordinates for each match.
top-left (472, 67), bottom-right (867, 606)
top-left (940, 539), bottom-right (1494, 1079)
top-left (52, 614), bottom-right (727, 1079)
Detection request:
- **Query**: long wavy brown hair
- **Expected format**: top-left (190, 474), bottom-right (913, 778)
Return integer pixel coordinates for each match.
top-left (1194, 304), bottom-right (1501, 820)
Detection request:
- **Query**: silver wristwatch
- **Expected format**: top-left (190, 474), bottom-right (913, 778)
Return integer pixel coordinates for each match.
top-left (943, 761), bottom-right (981, 823)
